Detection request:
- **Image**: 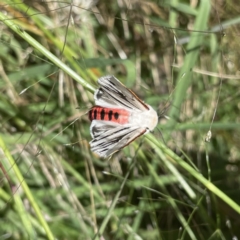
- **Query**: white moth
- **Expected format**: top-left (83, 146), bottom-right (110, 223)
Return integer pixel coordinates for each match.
top-left (88, 75), bottom-right (158, 158)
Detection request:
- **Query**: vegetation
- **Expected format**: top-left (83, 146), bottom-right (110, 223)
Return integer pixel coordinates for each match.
top-left (0, 0), bottom-right (239, 239)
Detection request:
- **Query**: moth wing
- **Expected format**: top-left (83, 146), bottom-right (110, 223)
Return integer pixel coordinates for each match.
top-left (90, 120), bottom-right (146, 158)
top-left (94, 75), bottom-right (149, 111)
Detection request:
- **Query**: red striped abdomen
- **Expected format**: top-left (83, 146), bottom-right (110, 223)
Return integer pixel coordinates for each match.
top-left (89, 106), bottom-right (130, 125)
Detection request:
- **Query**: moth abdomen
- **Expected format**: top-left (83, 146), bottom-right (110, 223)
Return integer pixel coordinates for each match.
top-left (89, 106), bottom-right (130, 125)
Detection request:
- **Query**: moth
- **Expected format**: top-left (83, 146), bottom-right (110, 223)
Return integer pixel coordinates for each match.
top-left (88, 75), bottom-right (158, 158)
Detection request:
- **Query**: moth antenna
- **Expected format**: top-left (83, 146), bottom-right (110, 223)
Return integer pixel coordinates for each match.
top-left (157, 101), bottom-right (172, 119)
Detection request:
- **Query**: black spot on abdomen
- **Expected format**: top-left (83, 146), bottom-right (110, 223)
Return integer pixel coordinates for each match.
top-left (101, 109), bottom-right (105, 120)
top-left (108, 110), bottom-right (113, 120)
top-left (114, 112), bottom-right (119, 120)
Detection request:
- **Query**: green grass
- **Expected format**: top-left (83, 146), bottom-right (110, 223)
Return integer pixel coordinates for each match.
top-left (0, 0), bottom-right (240, 239)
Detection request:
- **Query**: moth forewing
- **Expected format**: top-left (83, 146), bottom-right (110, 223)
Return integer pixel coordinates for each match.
top-left (89, 120), bottom-right (146, 158)
top-left (96, 75), bottom-right (149, 111)
top-left (103, 127), bottom-right (147, 157)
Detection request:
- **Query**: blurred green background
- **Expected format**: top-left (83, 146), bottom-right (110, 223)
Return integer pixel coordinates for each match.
top-left (0, 0), bottom-right (240, 239)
